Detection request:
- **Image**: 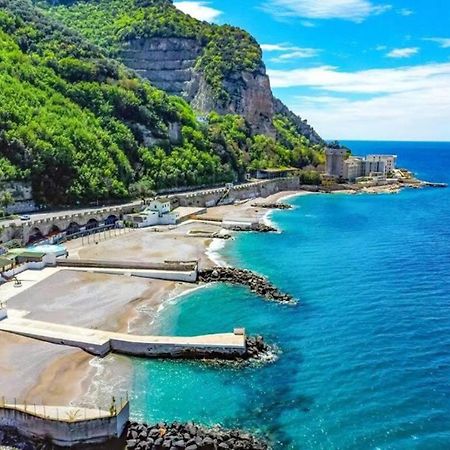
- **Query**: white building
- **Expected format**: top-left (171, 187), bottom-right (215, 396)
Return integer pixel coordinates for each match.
top-left (148, 198), bottom-right (171, 215)
top-left (341, 153), bottom-right (397, 181)
top-left (343, 157), bottom-right (364, 181)
top-left (365, 155), bottom-right (397, 175)
top-left (124, 199), bottom-right (179, 228)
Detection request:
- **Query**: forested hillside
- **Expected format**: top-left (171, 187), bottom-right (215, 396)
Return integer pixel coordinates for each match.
top-left (0, 0), bottom-right (324, 206)
top-left (39, 0), bottom-right (262, 103)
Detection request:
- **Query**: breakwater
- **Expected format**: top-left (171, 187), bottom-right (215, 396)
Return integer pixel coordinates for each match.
top-left (198, 267), bottom-right (295, 303)
top-left (125, 421), bottom-right (269, 450)
top-left (251, 203), bottom-right (292, 210)
top-left (227, 224), bottom-right (277, 233)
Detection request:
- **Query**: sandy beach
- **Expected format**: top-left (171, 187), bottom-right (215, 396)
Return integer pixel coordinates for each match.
top-left (0, 189), bottom-right (346, 408)
top-left (0, 191), bottom-right (305, 408)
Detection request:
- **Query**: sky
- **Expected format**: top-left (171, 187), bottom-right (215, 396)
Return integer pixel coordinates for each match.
top-left (173, 0), bottom-right (450, 141)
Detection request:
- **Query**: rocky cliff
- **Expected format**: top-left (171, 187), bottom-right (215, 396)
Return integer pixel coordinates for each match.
top-left (121, 37), bottom-right (276, 136)
top-left (43, 0), bottom-right (323, 143)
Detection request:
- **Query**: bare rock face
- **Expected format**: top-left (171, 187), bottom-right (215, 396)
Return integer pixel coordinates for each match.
top-left (121, 37), bottom-right (204, 96)
top-left (120, 37), bottom-right (275, 135)
top-left (120, 37), bottom-right (322, 141)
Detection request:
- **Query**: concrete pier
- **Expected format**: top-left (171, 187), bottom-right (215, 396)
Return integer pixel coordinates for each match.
top-left (0, 315), bottom-right (246, 358)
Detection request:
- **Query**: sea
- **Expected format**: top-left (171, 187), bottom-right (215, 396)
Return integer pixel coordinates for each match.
top-left (130, 141), bottom-right (450, 449)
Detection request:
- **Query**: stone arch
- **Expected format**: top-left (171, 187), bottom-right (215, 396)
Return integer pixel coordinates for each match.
top-left (85, 218), bottom-right (99, 230)
top-left (47, 224), bottom-right (61, 236)
top-left (66, 222), bottom-right (81, 236)
top-left (105, 215), bottom-right (118, 225)
top-left (28, 227), bottom-right (43, 244)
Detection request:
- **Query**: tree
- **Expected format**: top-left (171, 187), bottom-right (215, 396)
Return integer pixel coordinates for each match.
top-left (129, 178), bottom-right (155, 202)
top-left (0, 191), bottom-right (14, 216)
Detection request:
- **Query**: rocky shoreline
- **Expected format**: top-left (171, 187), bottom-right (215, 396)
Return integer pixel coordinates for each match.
top-left (251, 202), bottom-right (292, 210)
top-left (126, 421), bottom-right (269, 450)
top-left (227, 224), bottom-right (277, 233)
top-left (198, 267), bottom-right (295, 304)
top-left (244, 335), bottom-right (277, 364)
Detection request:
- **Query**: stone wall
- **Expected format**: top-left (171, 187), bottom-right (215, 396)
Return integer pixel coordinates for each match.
top-left (0, 403), bottom-right (129, 447)
top-left (171, 177), bottom-right (301, 208)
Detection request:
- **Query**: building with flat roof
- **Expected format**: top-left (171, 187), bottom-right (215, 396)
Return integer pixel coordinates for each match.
top-left (339, 153), bottom-right (397, 181)
top-left (343, 157), bottom-right (364, 181)
top-left (366, 155), bottom-right (397, 174)
top-left (124, 199), bottom-right (179, 228)
top-left (325, 148), bottom-right (347, 178)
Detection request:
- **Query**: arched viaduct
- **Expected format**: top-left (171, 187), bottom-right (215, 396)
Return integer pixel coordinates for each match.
top-left (0, 204), bottom-right (140, 245)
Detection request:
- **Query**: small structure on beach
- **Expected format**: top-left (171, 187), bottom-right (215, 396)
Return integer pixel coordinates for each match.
top-left (124, 198), bottom-right (179, 227)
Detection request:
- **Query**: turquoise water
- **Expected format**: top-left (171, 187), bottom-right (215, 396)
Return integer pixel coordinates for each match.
top-left (131, 142), bottom-right (450, 449)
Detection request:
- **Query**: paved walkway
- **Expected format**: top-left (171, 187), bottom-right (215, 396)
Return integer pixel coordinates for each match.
top-left (0, 267), bottom-right (60, 302)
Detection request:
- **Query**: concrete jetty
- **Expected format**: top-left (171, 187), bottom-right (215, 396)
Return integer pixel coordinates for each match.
top-left (0, 315), bottom-right (246, 358)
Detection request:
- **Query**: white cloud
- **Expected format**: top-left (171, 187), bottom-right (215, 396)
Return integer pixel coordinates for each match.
top-left (269, 63), bottom-right (450, 140)
top-left (424, 37), bottom-right (450, 48)
top-left (272, 49), bottom-right (319, 61)
top-left (261, 44), bottom-right (291, 52)
top-left (174, 1), bottom-right (222, 22)
top-left (398, 8), bottom-right (414, 16)
top-left (386, 47), bottom-right (419, 58)
top-left (262, 0), bottom-right (392, 23)
top-left (268, 63), bottom-right (450, 93)
top-left (261, 43), bottom-right (319, 62)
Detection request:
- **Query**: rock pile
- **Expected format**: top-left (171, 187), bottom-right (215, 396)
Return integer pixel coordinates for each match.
top-left (245, 336), bottom-right (277, 363)
top-left (227, 223), bottom-right (277, 233)
top-left (198, 267), bottom-right (295, 303)
top-left (126, 422), bottom-right (269, 450)
top-left (251, 203), bottom-right (292, 210)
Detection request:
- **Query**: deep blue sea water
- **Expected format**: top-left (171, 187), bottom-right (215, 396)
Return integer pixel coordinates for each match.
top-left (131, 141), bottom-right (450, 449)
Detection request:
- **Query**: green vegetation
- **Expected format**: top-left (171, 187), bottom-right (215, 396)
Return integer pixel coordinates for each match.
top-left (0, 0), bottom-right (324, 207)
top-left (39, 0), bottom-right (262, 102)
top-left (0, 0), bottom-right (234, 204)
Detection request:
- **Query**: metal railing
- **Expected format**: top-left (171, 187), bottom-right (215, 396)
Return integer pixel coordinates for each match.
top-left (0, 394), bottom-right (129, 423)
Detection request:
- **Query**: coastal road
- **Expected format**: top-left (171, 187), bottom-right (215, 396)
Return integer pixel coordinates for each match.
top-left (1, 200), bottom-right (142, 228)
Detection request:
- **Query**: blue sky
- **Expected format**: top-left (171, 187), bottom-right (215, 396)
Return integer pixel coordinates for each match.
top-left (174, 0), bottom-right (450, 141)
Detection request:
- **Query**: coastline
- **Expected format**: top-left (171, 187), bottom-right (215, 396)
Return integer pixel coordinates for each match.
top-left (0, 183), bottom-right (430, 411)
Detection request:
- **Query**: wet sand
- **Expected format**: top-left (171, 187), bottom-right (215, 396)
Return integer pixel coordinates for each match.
top-left (0, 270), bottom-right (192, 407)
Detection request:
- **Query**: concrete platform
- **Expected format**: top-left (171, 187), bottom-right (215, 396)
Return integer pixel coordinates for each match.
top-left (0, 317), bottom-right (111, 356)
top-left (0, 315), bottom-right (246, 359)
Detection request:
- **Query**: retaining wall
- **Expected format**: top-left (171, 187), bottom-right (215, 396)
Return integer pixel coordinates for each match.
top-left (0, 402), bottom-right (129, 447)
top-left (57, 259), bottom-right (198, 283)
top-left (170, 177), bottom-right (301, 208)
